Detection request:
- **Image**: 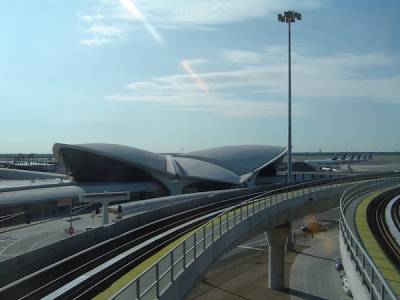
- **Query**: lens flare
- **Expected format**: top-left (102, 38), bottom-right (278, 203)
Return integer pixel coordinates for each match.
top-left (120, 0), bottom-right (165, 45)
top-left (180, 60), bottom-right (209, 93)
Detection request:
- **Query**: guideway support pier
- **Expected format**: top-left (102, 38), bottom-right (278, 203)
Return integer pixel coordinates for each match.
top-left (266, 224), bottom-right (290, 289)
top-left (286, 223), bottom-right (294, 252)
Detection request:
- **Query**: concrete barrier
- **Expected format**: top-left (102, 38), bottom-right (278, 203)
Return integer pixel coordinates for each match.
top-left (339, 231), bottom-right (369, 300)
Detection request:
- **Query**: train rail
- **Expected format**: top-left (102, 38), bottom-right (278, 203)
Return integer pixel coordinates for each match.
top-left (367, 188), bottom-right (400, 270)
top-left (391, 196), bottom-right (400, 233)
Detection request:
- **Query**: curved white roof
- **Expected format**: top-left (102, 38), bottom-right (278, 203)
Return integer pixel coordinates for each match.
top-left (53, 143), bottom-right (286, 185)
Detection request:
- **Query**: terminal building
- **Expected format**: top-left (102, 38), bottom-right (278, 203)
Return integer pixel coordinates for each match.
top-left (0, 143), bottom-right (287, 226)
top-left (53, 143), bottom-right (287, 196)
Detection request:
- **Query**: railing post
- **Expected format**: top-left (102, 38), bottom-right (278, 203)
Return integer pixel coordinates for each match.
top-left (203, 226), bottom-right (206, 249)
top-left (194, 233), bottom-right (197, 258)
top-left (136, 277), bottom-right (141, 299)
top-left (219, 215), bottom-right (222, 237)
top-left (370, 268), bottom-right (374, 299)
top-left (170, 252), bottom-right (174, 282)
top-left (361, 253), bottom-right (365, 269)
top-left (212, 220), bottom-right (215, 242)
top-left (233, 209), bottom-right (237, 224)
top-left (183, 241), bottom-right (187, 269)
top-left (156, 262), bottom-right (160, 297)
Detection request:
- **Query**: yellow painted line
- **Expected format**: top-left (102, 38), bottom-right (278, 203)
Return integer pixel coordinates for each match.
top-left (355, 187), bottom-right (400, 295)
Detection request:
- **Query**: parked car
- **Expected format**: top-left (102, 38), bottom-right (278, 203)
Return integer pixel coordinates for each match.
top-left (301, 222), bottom-right (322, 233)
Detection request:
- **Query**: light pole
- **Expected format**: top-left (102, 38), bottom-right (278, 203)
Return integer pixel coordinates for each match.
top-left (278, 11), bottom-right (301, 183)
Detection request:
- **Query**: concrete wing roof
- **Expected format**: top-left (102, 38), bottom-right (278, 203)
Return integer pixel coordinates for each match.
top-left (53, 143), bottom-right (169, 174)
top-left (53, 143), bottom-right (286, 185)
top-left (183, 145), bottom-right (287, 175)
top-left (174, 156), bottom-right (241, 184)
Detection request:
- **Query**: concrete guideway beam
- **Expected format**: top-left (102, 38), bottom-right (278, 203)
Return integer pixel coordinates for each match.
top-left (266, 224), bottom-right (290, 289)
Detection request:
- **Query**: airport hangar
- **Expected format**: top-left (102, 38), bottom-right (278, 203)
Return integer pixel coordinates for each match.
top-left (0, 143), bottom-right (292, 225)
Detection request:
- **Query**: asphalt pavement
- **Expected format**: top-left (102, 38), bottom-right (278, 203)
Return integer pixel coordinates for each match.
top-left (290, 229), bottom-right (350, 300)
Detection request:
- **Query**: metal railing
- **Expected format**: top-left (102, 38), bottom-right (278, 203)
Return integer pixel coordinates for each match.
top-left (339, 176), bottom-right (400, 300)
top-left (111, 177), bottom-right (375, 300)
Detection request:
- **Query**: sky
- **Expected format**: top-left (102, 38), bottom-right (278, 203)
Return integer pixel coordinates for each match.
top-left (0, 0), bottom-right (399, 153)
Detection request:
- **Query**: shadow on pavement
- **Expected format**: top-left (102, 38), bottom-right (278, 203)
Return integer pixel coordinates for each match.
top-left (316, 219), bottom-right (339, 224)
top-left (281, 287), bottom-right (328, 300)
top-left (293, 250), bottom-right (335, 262)
top-left (202, 281), bottom-right (251, 300)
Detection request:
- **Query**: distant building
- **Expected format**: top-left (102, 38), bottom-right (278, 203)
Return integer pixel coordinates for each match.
top-left (53, 143), bottom-right (287, 196)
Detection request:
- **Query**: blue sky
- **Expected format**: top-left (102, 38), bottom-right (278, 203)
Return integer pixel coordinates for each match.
top-left (0, 0), bottom-right (399, 153)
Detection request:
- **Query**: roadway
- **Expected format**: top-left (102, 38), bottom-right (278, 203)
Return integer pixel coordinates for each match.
top-left (290, 228), bottom-right (348, 300)
top-left (348, 161), bottom-right (400, 173)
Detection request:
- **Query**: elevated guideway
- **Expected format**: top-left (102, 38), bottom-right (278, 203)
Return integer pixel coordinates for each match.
top-left (99, 175), bottom-right (400, 300)
top-left (340, 180), bottom-right (400, 300)
top-left (367, 189), bottom-right (400, 278)
top-left (1, 173), bottom-right (399, 299)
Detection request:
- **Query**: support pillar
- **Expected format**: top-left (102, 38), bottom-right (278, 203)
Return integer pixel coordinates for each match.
top-left (102, 202), bottom-right (109, 225)
top-left (286, 223), bottom-right (294, 252)
top-left (266, 225), bottom-right (290, 289)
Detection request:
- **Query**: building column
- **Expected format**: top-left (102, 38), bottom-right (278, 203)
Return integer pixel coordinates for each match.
top-left (266, 225), bottom-right (290, 289)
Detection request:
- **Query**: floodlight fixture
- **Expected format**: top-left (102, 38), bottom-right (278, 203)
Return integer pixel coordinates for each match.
top-left (279, 10), bottom-right (301, 23)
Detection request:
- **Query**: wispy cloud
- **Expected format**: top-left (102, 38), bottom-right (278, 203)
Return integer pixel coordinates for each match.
top-left (80, 37), bottom-right (116, 46)
top-left (87, 24), bottom-right (124, 37)
top-left (222, 49), bottom-right (264, 65)
top-left (78, 0), bottom-right (326, 46)
top-left (80, 17), bottom-right (127, 46)
top-left (106, 48), bottom-right (399, 117)
top-left (107, 91), bottom-right (289, 118)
